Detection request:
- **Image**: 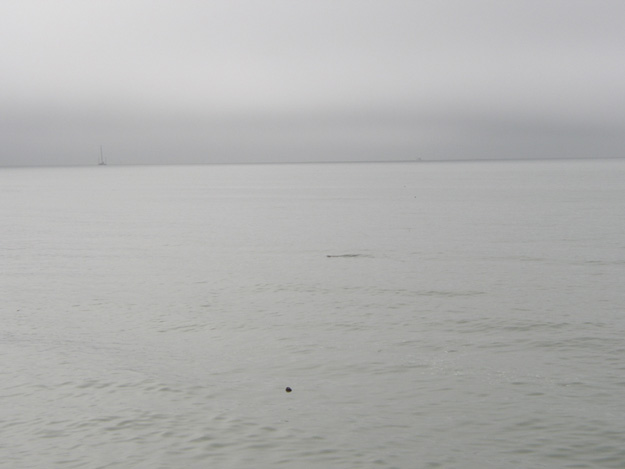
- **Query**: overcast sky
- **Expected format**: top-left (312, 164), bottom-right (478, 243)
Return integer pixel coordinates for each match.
top-left (2, 0), bottom-right (624, 166)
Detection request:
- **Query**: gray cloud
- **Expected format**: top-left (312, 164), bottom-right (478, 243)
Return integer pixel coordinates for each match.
top-left (2, 1), bottom-right (624, 165)
top-left (4, 105), bottom-right (621, 166)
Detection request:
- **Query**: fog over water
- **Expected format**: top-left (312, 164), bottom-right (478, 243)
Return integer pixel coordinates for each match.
top-left (2, 1), bottom-right (625, 165)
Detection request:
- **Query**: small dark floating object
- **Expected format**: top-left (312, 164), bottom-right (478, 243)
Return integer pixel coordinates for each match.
top-left (285, 387), bottom-right (292, 393)
top-left (326, 254), bottom-right (362, 258)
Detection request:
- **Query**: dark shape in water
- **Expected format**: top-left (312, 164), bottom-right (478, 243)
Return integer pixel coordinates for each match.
top-left (285, 387), bottom-right (292, 393)
top-left (326, 254), bottom-right (362, 258)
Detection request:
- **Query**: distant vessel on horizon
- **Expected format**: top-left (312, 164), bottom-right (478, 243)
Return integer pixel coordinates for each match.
top-left (98, 145), bottom-right (106, 166)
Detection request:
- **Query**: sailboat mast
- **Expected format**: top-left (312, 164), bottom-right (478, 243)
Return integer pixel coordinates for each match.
top-left (99, 145), bottom-right (105, 165)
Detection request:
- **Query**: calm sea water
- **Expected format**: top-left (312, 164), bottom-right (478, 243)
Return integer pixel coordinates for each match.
top-left (2, 159), bottom-right (625, 468)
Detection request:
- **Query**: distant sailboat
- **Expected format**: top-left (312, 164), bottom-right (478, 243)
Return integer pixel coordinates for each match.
top-left (98, 145), bottom-right (106, 166)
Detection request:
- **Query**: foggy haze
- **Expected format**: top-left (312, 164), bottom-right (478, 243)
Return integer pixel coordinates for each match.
top-left (2, 1), bottom-right (624, 166)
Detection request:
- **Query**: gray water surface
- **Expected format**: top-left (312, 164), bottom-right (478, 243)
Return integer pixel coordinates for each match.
top-left (2, 159), bottom-right (625, 468)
